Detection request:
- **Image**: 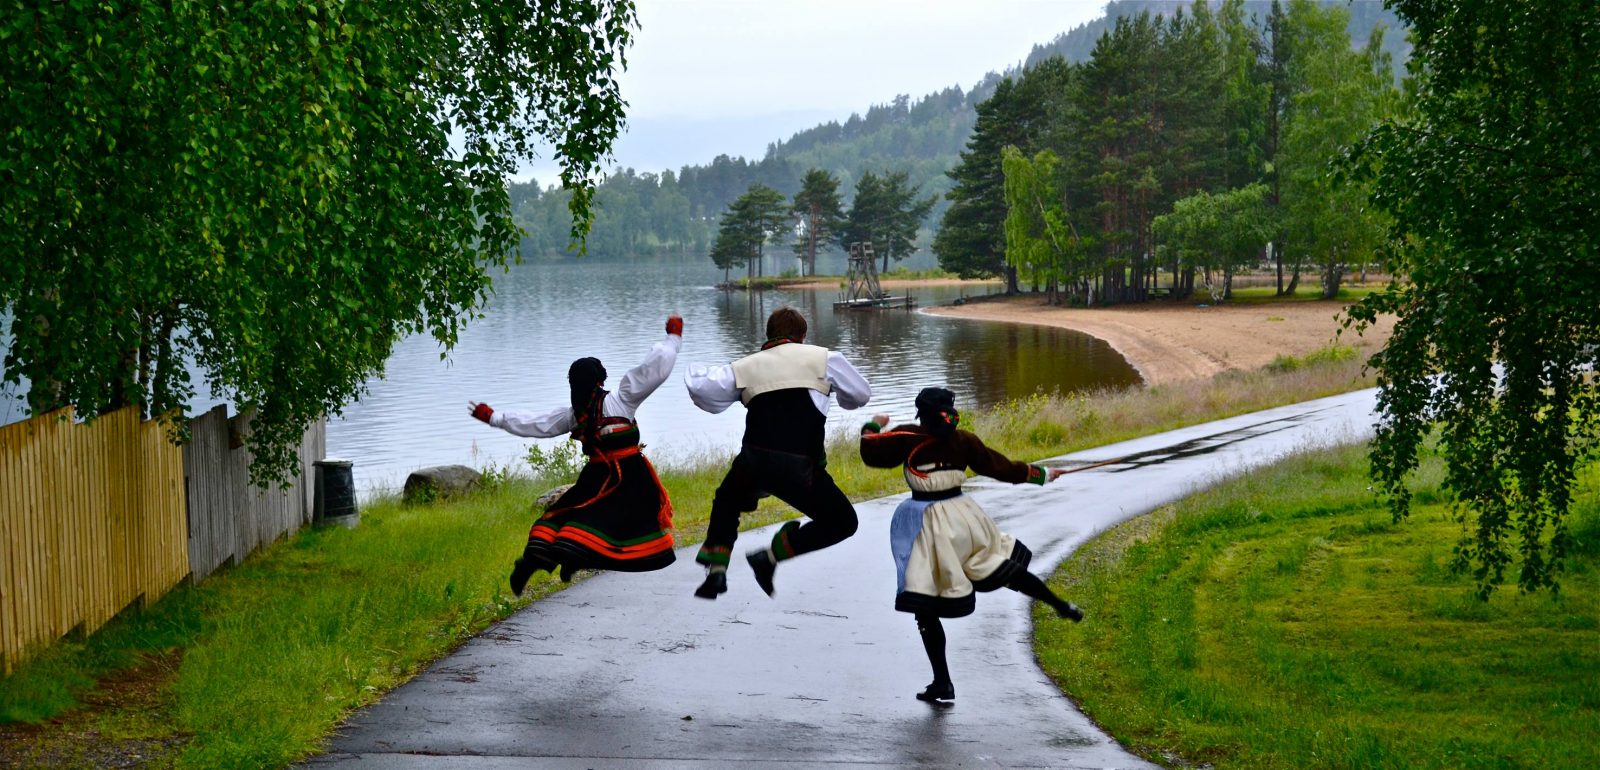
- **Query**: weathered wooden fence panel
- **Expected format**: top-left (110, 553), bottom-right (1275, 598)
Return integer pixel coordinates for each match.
top-left (0, 407), bottom-right (188, 674)
top-left (182, 406), bottom-right (324, 582)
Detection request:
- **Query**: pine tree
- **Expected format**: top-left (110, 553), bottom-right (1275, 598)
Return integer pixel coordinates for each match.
top-left (710, 184), bottom-right (790, 280)
top-left (842, 171), bottom-right (936, 273)
top-left (790, 169), bottom-right (846, 276)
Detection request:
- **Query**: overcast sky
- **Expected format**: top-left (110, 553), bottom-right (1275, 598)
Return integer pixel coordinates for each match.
top-left (519, 0), bottom-right (1110, 183)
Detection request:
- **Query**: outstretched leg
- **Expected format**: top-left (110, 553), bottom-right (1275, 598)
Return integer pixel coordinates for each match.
top-left (1006, 571), bottom-right (1084, 622)
top-left (914, 613), bottom-right (955, 702)
top-left (509, 543), bottom-right (556, 597)
top-left (695, 453), bottom-right (761, 599)
top-left (774, 465), bottom-right (858, 557)
top-left (746, 456), bottom-right (859, 597)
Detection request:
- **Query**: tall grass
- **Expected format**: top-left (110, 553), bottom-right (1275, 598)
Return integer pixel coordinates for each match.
top-left (0, 348), bottom-right (1375, 767)
top-left (1036, 446), bottom-right (1600, 769)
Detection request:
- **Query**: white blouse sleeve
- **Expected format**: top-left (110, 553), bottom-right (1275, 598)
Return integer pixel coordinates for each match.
top-left (684, 362), bottom-right (741, 414)
top-left (827, 351), bottom-right (872, 410)
top-left (615, 333), bottom-right (682, 412)
top-left (491, 406), bottom-right (576, 438)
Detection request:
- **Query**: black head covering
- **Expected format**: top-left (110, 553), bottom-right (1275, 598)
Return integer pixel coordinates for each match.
top-left (568, 357), bottom-right (608, 439)
top-left (914, 387), bottom-right (960, 438)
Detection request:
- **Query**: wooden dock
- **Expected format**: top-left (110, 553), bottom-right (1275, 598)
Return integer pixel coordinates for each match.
top-left (831, 241), bottom-right (915, 311)
top-left (833, 295), bottom-right (915, 310)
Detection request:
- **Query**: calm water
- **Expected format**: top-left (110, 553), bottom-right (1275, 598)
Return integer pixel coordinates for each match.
top-left (2, 261), bottom-right (1141, 495)
top-left (333, 261), bottom-right (1139, 494)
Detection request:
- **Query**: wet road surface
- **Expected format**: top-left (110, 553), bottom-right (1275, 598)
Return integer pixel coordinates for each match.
top-left (306, 389), bottom-right (1377, 769)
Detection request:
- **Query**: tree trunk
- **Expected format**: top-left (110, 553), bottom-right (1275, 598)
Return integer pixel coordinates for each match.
top-left (805, 207), bottom-right (818, 277)
top-left (1005, 265), bottom-right (1019, 295)
top-left (1323, 248), bottom-right (1344, 299)
top-left (137, 311), bottom-right (154, 415)
top-left (1274, 241), bottom-right (1285, 295)
top-left (150, 311), bottom-right (178, 419)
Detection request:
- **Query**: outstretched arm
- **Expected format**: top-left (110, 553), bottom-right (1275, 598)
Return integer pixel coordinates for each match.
top-left (827, 352), bottom-right (871, 410)
top-left (470, 401), bottom-right (577, 438)
top-left (960, 431), bottom-right (1050, 485)
top-left (684, 362), bottom-right (739, 414)
top-left (616, 320), bottom-right (683, 411)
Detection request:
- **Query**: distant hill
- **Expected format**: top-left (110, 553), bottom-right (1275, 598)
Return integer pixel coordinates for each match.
top-left (514, 0), bottom-right (1408, 261)
top-left (765, 0), bottom-right (1407, 207)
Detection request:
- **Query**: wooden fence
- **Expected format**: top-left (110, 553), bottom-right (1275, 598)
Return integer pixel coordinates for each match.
top-left (0, 407), bottom-right (188, 674)
top-left (183, 406), bottom-right (325, 581)
top-left (0, 405), bottom-right (327, 673)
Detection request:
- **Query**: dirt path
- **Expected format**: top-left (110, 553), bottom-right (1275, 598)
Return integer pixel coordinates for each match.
top-left (926, 296), bottom-right (1395, 386)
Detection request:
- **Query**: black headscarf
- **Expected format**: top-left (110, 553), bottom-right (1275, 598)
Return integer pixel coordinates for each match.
top-left (568, 357), bottom-right (608, 441)
top-left (914, 387), bottom-right (960, 438)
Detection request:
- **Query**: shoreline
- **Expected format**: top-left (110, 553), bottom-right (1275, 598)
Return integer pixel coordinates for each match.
top-left (925, 295), bottom-right (1395, 386)
top-left (720, 275), bottom-right (1003, 290)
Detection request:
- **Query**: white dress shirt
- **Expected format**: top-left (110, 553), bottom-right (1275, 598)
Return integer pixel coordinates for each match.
top-left (491, 333), bottom-right (682, 438)
top-left (684, 349), bottom-right (871, 415)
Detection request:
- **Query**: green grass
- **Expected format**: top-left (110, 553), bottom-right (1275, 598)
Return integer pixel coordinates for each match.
top-left (1266, 344), bottom-right (1359, 373)
top-left (1223, 284), bottom-right (1379, 305)
top-left (1035, 445), bottom-right (1600, 770)
top-left (0, 348), bottom-right (1377, 767)
top-left (880, 266), bottom-right (963, 280)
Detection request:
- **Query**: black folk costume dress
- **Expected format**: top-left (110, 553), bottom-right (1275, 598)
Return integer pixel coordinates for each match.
top-left (489, 334), bottom-right (680, 574)
top-left (860, 424), bottom-right (1048, 618)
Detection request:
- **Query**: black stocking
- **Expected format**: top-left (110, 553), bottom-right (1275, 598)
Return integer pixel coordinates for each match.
top-left (1007, 570), bottom-right (1072, 614)
top-left (916, 613), bottom-right (951, 686)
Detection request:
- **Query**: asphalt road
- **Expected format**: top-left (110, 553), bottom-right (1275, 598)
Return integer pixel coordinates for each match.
top-left (306, 389), bottom-right (1377, 769)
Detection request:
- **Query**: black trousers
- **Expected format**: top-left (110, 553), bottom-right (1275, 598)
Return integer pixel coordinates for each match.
top-left (696, 446), bottom-right (858, 564)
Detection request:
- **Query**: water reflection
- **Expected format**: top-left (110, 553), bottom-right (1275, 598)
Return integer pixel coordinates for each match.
top-left (2, 262), bottom-right (1141, 495)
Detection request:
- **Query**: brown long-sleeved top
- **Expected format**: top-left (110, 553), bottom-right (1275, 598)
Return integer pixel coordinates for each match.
top-left (859, 423), bottom-right (1047, 485)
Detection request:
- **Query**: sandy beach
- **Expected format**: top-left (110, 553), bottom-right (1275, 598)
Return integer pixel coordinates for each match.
top-left (926, 295), bottom-right (1395, 386)
top-left (742, 275), bottom-right (1002, 290)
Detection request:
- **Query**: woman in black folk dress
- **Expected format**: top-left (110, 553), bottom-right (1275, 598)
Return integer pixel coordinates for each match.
top-left (470, 315), bottom-right (683, 595)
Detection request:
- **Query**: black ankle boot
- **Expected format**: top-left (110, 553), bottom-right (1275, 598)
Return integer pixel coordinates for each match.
top-left (1055, 601), bottom-right (1085, 622)
top-left (746, 549), bottom-right (777, 597)
top-left (694, 569), bottom-right (728, 600)
top-left (509, 557), bottom-right (537, 597)
top-left (915, 680), bottom-right (955, 703)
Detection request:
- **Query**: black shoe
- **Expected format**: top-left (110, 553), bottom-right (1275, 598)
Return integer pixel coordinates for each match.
top-left (509, 557), bottom-right (537, 597)
top-left (558, 563), bottom-right (578, 583)
top-left (694, 570), bottom-right (728, 600)
top-left (1056, 601), bottom-right (1085, 623)
top-left (915, 681), bottom-right (955, 703)
top-left (746, 549), bottom-right (777, 597)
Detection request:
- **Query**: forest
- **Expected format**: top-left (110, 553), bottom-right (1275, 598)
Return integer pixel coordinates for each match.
top-left (950, 0), bottom-right (1398, 303)
top-left (510, 0), bottom-right (1404, 269)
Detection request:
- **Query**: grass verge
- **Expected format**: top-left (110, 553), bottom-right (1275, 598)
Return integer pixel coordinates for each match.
top-left (1035, 444), bottom-right (1600, 769)
top-left (1, 348), bottom-right (1376, 767)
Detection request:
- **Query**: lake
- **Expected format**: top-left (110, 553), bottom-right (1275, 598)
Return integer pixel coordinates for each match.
top-left (2, 261), bottom-right (1142, 495)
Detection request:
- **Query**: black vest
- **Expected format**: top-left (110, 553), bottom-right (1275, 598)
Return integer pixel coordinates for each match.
top-left (742, 389), bottom-right (825, 458)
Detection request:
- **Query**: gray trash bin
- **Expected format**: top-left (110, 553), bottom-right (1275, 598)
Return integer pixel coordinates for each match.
top-left (314, 458), bottom-right (359, 528)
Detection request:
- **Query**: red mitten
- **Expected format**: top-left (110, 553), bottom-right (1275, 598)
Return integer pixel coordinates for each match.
top-left (470, 403), bottom-right (494, 424)
top-left (665, 314), bottom-right (684, 336)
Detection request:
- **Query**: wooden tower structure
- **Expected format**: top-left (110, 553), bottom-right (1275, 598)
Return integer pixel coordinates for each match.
top-left (834, 241), bottom-right (914, 310)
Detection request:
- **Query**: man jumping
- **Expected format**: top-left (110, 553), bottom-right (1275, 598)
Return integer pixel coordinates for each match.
top-left (683, 306), bottom-right (872, 599)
